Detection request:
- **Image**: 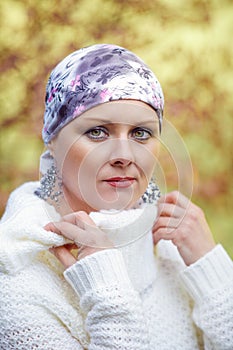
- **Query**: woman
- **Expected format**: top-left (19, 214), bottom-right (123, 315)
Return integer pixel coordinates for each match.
top-left (0, 44), bottom-right (232, 349)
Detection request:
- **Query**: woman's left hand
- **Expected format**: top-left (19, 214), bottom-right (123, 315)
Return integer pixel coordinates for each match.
top-left (44, 211), bottom-right (113, 269)
top-left (152, 191), bottom-right (216, 266)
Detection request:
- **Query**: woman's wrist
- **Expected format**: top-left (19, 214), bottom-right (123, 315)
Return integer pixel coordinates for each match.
top-left (180, 244), bottom-right (233, 303)
top-left (64, 249), bottom-right (133, 298)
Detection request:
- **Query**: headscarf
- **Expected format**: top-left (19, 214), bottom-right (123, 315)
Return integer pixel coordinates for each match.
top-left (42, 44), bottom-right (164, 144)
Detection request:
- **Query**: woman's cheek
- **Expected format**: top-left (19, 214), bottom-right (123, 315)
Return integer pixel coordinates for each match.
top-left (135, 144), bottom-right (158, 175)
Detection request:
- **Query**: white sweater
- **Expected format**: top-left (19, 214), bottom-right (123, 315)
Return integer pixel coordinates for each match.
top-left (0, 182), bottom-right (233, 350)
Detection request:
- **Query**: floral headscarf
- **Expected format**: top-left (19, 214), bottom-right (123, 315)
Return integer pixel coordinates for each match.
top-left (42, 44), bottom-right (164, 144)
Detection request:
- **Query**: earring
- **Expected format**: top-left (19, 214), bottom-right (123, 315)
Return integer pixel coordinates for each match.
top-left (141, 178), bottom-right (161, 205)
top-left (35, 165), bottom-right (63, 202)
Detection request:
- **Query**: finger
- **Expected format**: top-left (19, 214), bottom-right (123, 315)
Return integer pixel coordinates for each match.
top-left (49, 246), bottom-right (77, 269)
top-left (153, 216), bottom-right (181, 231)
top-left (152, 216), bottom-right (181, 245)
top-left (157, 203), bottom-right (185, 218)
top-left (50, 221), bottom-right (88, 244)
top-left (62, 211), bottom-right (96, 230)
top-left (153, 227), bottom-right (177, 245)
top-left (44, 222), bottom-right (63, 235)
top-left (158, 191), bottom-right (190, 210)
top-left (51, 221), bottom-right (109, 248)
top-left (63, 243), bottom-right (78, 251)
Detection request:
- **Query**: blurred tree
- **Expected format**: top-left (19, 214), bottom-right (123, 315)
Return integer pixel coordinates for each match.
top-left (0, 0), bottom-right (232, 256)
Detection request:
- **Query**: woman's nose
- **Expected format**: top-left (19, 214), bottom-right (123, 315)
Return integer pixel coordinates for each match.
top-left (109, 157), bottom-right (132, 167)
top-left (109, 139), bottom-right (135, 167)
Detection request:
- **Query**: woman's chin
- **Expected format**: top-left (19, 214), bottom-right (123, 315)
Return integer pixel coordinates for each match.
top-left (87, 194), bottom-right (139, 212)
top-left (93, 197), bottom-right (138, 210)
top-left (62, 186), bottom-right (141, 213)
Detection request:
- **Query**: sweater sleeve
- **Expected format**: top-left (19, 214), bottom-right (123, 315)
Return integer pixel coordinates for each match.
top-left (64, 249), bottom-right (150, 350)
top-left (180, 245), bottom-right (233, 349)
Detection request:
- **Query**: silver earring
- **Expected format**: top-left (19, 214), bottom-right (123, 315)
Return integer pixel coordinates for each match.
top-left (35, 165), bottom-right (62, 202)
top-left (141, 178), bottom-right (160, 204)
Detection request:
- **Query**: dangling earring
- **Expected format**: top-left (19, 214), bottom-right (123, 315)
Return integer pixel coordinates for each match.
top-left (141, 179), bottom-right (160, 204)
top-left (136, 177), bottom-right (160, 207)
top-left (35, 150), bottom-right (63, 203)
top-left (35, 165), bottom-right (63, 202)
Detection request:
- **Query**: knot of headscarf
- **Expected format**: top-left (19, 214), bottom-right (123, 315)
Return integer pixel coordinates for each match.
top-left (42, 43), bottom-right (164, 144)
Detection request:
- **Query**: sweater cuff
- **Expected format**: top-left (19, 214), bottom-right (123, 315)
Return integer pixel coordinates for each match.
top-left (64, 249), bottom-right (133, 297)
top-left (180, 244), bottom-right (233, 303)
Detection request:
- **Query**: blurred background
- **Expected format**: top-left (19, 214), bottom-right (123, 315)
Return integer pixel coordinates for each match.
top-left (0, 0), bottom-right (232, 257)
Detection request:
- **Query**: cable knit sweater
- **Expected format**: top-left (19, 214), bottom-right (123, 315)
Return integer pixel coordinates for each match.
top-left (0, 182), bottom-right (233, 349)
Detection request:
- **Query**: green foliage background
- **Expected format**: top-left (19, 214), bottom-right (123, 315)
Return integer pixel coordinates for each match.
top-left (0, 0), bottom-right (232, 257)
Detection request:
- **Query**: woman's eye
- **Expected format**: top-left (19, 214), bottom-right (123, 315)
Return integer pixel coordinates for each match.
top-left (85, 127), bottom-right (108, 140)
top-left (132, 128), bottom-right (152, 140)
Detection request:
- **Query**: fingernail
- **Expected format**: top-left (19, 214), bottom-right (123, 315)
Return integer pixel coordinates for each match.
top-left (49, 247), bottom-right (55, 254)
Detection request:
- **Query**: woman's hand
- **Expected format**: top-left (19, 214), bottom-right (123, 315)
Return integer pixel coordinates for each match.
top-left (44, 211), bottom-right (113, 269)
top-left (152, 191), bottom-right (216, 266)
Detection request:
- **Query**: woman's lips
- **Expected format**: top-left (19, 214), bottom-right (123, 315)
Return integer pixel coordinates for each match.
top-left (104, 177), bottom-right (136, 188)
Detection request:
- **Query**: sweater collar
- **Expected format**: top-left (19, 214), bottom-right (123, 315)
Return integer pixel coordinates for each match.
top-left (90, 206), bottom-right (158, 293)
top-left (0, 181), bottom-right (158, 289)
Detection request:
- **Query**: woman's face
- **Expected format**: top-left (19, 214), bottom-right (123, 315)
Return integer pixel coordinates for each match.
top-left (49, 100), bottom-right (160, 213)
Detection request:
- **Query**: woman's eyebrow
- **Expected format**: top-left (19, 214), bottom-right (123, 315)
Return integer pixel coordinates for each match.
top-left (134, 119), bottom-right (160, 126)
top-left (78, 117), bottom-right (112, 125)
top-left (80, 117), bottom-right (159, 125)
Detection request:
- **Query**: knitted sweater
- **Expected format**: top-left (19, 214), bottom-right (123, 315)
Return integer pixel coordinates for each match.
top-left (0, 182), bottom-right (233, 350)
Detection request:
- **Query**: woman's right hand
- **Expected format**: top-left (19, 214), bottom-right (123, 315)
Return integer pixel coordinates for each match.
top-left (44, 211), bottom-right (113, 268)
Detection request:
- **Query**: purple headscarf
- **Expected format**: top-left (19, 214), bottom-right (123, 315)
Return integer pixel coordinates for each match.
top-left (42, 44), bottom-right (164, 144)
